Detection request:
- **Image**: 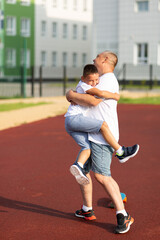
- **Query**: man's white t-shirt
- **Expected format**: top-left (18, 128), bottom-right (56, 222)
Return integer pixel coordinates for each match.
top-left (87, 72), bottom-right (119, 145)
top-left (64, 80), bottom-right (92, 117)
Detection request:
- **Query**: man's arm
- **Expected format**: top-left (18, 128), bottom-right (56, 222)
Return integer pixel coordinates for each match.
top-left (66, 89), bottom-right (102, 107)
top-left (86, 88), bottom-right (120, 101)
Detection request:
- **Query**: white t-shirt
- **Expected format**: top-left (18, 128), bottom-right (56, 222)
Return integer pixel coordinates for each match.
top-left (64, 80), bottom-right (92, 117)
top-left (87, 72), bottom-right (119, 145)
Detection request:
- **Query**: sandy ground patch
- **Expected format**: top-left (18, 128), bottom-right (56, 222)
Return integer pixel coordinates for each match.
top-left (0, 90), bottom-right (160, 131)
top-left (0, 96), bottom-right (70, 131)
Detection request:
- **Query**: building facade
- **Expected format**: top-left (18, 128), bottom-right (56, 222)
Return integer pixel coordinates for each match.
top-left (0, 0), bottom-right (34, 77)
top-left (93, 0), bottom-right (160, 69)
top-left (35, 0), bottom-right (93, 71)
top-left (0, 0), bottom-right (93, 78)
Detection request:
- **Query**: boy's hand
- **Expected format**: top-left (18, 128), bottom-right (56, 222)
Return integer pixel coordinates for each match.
top-left (70, 100), bottom-right (77, 105)
top-left (66, 89), bottom-right (74, 102)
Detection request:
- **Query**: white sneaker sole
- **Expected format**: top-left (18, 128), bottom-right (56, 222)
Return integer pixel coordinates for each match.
top-left (70, 165), bottom-right (90, 185)
top-left (119, 145), bottom-right (140, 163)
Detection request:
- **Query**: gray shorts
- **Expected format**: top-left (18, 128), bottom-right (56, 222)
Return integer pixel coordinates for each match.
top-left (82, 142), bottom-right (114, 177)
top-left (65, 114), bottom-right (103, 150)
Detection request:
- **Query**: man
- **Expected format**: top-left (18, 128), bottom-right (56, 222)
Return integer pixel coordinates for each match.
top-left (66, 51), bottom-right (135, 234)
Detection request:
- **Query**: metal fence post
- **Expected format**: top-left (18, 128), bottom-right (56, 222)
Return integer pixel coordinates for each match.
top-left (20, 66), bottom-right (24, 97)
top-left (39, 66), bottom-right (42, 97)
top-left (31, 66), bottom-right (35, 97)
top-left (149, 64), bottom-right (153, 90)
top-left (122, 63), bottom-right (126, 90)
top-left (63, 66), bottom-right (67, 96)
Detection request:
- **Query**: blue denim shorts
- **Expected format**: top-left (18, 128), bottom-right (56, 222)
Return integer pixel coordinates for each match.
top-left (80, 142), bottom-right (114, 176)
top-left (65, 114), bottom-right (103, 150)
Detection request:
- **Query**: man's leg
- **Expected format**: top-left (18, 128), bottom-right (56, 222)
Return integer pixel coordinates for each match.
top-left (74, 157), bottom-right (96, 220)
top-left (80, 173), bottom-right (93, 208)
top-left (91, 142), bottom-right (134, 233)
top-left (94, 173), bottom-right (124, 211)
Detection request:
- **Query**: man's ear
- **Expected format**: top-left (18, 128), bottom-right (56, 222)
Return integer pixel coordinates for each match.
top-left (81, 76), bottom-right (84, 81)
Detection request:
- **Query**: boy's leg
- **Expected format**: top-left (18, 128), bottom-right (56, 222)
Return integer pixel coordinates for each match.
top-left (100, 122), bottom-right (140, 163)
top-left (65, 115), bottom-right (102, 185)
top-left (100, 121), bottom-right (121, 151)
top-left (68, 129), bottom-right (93, 185)
top-left (70, 149), bottom-right (90, 185)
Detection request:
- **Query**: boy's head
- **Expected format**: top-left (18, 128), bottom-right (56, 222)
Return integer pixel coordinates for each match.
top-left (82, 64), bottom-right (99, 87)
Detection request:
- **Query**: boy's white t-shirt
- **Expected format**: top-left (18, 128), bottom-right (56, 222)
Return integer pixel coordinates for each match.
top-left (64, 80), bottom-right (92, 117)
top-left (87, 73), bottom-right (119, 145)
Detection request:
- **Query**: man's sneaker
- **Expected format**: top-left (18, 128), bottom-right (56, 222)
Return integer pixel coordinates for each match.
top-left (75, 208), bottom-right (96, 220)
top-left (116, 144), bottom-right (139, 163)
top-left (70, 163), bottom-right (90, 185)
top-left (115, 213), bottom-right (134, 234)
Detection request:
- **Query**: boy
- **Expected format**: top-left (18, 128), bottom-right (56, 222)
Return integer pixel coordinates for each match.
top-left (65, 64), bottom-right (139, 185)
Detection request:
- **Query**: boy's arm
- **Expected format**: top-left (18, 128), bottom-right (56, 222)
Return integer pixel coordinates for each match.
top-left (66, 89), bottom-right (102, 107)
top-left (86, 88), bottom-right (120, 101)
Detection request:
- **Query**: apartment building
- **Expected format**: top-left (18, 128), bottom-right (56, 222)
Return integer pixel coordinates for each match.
top-left (0, 0), bottom-right (93, 78)
top-left (93, 0), bottom-right (160, 68)
top-left (0, 0), bottom-right (34, 77)
top-left (35, 0), bottom-right (93, 70)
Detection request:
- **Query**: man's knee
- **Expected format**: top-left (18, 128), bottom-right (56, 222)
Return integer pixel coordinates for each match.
top-left (94, 172), bottom-right (110, 184)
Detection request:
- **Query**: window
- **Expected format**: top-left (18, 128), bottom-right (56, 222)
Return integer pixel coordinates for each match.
top-left (72, 53), bottom-right (77, 67)
top-left (20, 0), bottom-right (30, 6)
top-left (73, 24), bottom-right (77, 39)
top-left (52, 0), bottom-right (57, 7)
top-left (41, 21), bottom-right (46, 36)
top-left (83, 0), bottom-right (87, 11)
top-left (137, 43), bottom-right (148, 64)
top-left (0, 11), bottom-right (4, 30)
top-left (6, 48), bottom-right (16, 67)
top-left (63, 23), bottom-right (68, 38)
top-left (73, 0), bottom-right (77, 10)
top-left (6, 16), bottom-right (16, 36)
top-left (82, 25), bottom-right (87, 40)
top-left (63, 0), bottom-right (67, 9)
top-left (21, 18), bottom-right (30, 37)
top-left (52, 52), bottom-right (57, 67)
top-left (62, 52), bottom-right (67, 66)
top-left (82, 53), bottom-right (87, 66)
top-left (157, 43), bottom-right (160, 65)
top-left (158, 0), bottom-right (160, 10)
top-left (52, 22), bottom-right (57, 37)
top-left (135, 0), bottom-right (149, 12)
top-left (20, 49), bottom-right (30, 68)
top-left (41, 51), bottom-right (46, 66)
top-left (6, 0), bottom-right (16, 4)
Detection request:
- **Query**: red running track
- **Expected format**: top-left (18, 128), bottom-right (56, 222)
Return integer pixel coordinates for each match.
top-left (0, 104), bottom-right (160, 240)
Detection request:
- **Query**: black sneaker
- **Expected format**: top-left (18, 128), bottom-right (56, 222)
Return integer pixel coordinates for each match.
top-left (115, 213), bottom-right (134, 234)
top-left (75, 208), bottom-right (96, 220)
top-left (116, 144), bottom-right (139, 163)
top-left (70, 163), bottom-right (90, 185)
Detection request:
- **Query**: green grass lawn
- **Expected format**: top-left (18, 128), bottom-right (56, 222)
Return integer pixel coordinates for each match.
top-left (0, 102), bottom-right (49, 112)
top-left (119, 96), bottom-right (160, 105)
top-left (0, 96), bottom-right (160, 113)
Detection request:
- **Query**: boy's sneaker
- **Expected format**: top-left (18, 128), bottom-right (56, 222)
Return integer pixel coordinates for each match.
top-left (116, 144), bottom-right (139, 163)
top-left (75, 208), bottom-right (96, 220)
top-left (115, 213), bottom-right (134, 234)
top-left (70, 163), bottom-right (90, 185)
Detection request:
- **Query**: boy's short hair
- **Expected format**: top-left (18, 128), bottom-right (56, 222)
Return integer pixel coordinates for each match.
top-left (83, 64), bottom-right (98, 77)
